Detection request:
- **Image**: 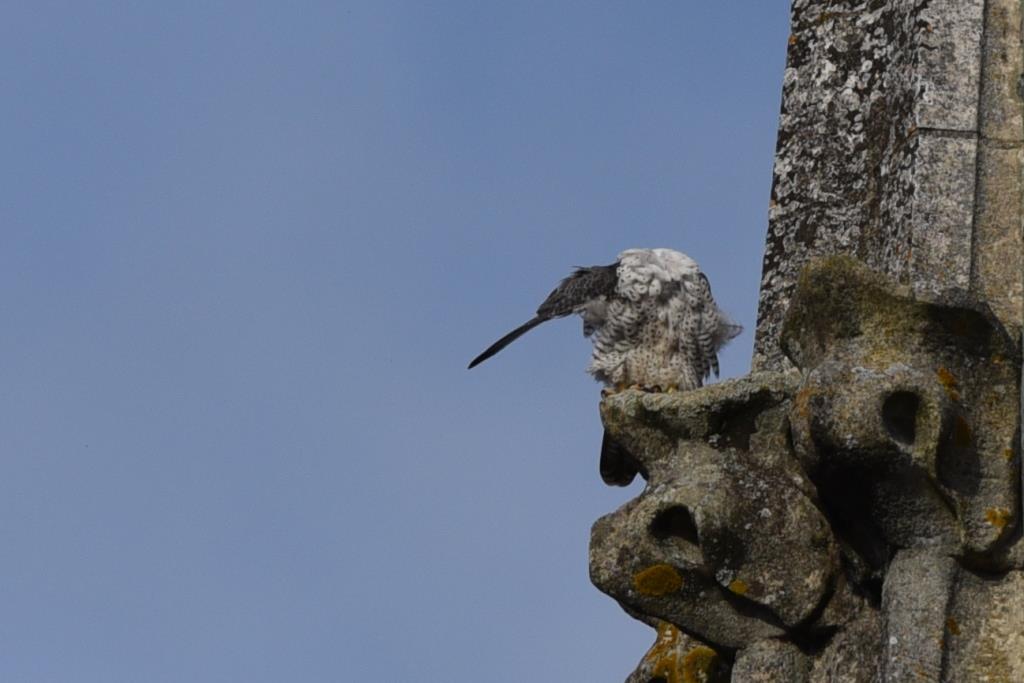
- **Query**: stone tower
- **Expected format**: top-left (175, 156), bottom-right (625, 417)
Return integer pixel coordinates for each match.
top-left (589, 2), bottom-right (1024, 681)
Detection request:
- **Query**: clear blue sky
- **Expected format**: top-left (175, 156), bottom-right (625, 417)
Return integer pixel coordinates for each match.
top-left (1, 3), bottom-right (790, 680)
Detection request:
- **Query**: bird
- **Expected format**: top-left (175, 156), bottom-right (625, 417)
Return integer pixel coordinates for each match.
top-left (469, 248), bottom-right (742, 485)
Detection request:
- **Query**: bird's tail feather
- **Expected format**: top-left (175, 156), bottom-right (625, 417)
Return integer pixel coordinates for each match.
top-left (468, 317), bottom-right (546, 369)
top-left (714, 310), bottom-right (743, 348)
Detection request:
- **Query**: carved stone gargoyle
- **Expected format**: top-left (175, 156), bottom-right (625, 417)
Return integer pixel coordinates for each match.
top-left (591, 257), bottom-right (1023, 682)
top-left (783, 256), bottom-right (1020, 565)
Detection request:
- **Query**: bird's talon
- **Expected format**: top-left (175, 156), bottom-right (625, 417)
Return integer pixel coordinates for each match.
top-left (601, 383), bottom-right (629, 397)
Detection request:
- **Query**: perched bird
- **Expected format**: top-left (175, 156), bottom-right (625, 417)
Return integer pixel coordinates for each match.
top-left (469, 248), bottom-right (742, 485)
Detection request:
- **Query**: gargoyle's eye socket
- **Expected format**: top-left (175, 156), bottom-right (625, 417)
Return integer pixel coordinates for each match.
top-left (650, 505), bottom-right (699, 545)
top-left (882, 391), bottom-right (920, 446)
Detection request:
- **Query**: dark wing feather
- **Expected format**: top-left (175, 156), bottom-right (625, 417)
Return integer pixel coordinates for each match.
top-left (536, 263), bottom-right (619, 318)
top-left (691, 272), bottom-right (743, 381)
top-left (468, 262), bottom-right (619, 369)
top-left (694, 273), bottom-right (720, 381)
top-left (467, 317), bottom-right (544, 368)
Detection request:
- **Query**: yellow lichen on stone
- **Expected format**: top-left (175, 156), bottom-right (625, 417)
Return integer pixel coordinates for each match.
top-left (936, 367), bottom-right (960, 401)
top-left (634, 564), bottom-right (683, 596)
top-left (727, 579), bottom-right (748, 595)
top-left (637, 624), bottom-right (723, 683)
top-left (650, 658), bottom-right (680, 683)
top-left (643, 622), bottom-right (683, 683)
top-left (985, 508), bottom-right (1012, 529)
top-left (682, 645), bottom-right (720, 683)
top-left (1004, 448), bottom-right (1015, 462)
top-left (655, 620), bottom-right (681, 643)
top-left (794, 385), bottom-right (814, 420)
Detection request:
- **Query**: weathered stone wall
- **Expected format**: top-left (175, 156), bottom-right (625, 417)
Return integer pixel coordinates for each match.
top-left (755, 0), bottom-right (1023, 372)
top-left (590, 2), bottom-right (1024, 681)
top-left (594, 259), bottom-right (1023, 682)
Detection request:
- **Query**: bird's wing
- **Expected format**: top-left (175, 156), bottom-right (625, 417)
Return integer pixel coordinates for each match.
top-left (468, 262), bottom-right (619, 369)
top-left (536, 264), bottom-right (619, 318)
top-left (693, 272), bottom-right (722, 380)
